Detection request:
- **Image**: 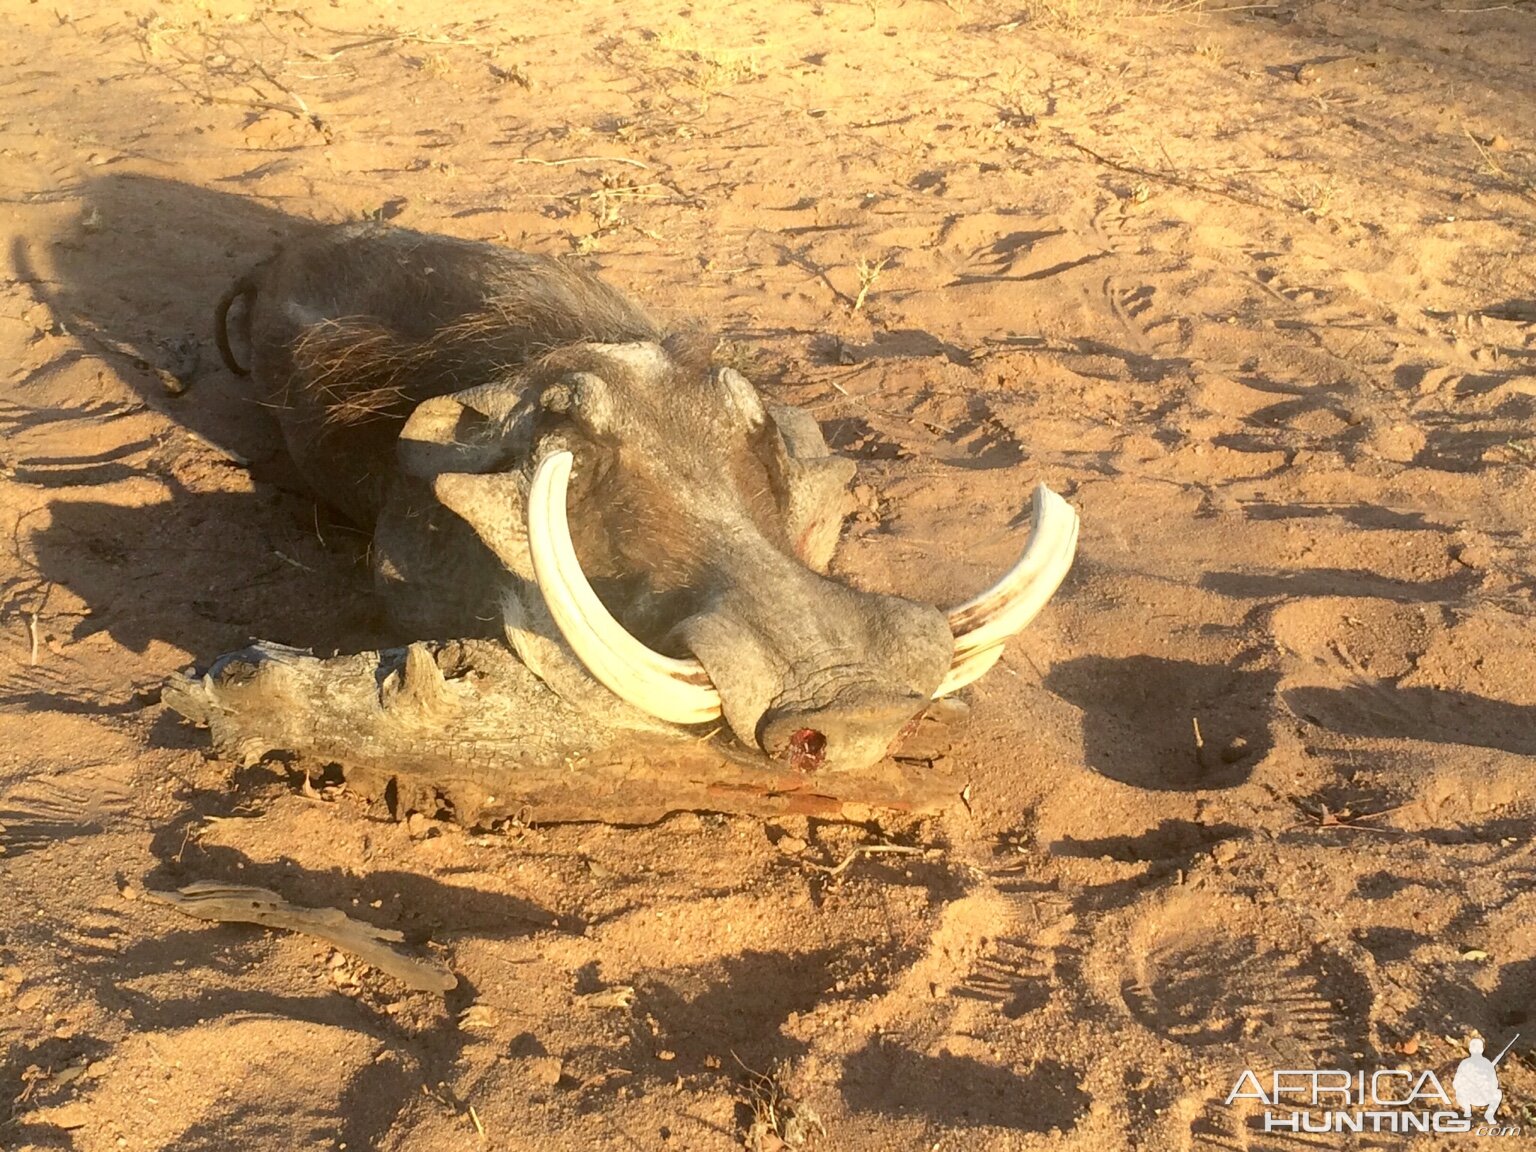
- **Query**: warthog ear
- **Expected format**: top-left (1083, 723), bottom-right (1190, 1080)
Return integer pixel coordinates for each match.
top-left (715, 366), bottom-right (767, 429)
top-left (765, 404), bottom-right (857, 574)
top-left (397, 380), bottom-right (534, 479)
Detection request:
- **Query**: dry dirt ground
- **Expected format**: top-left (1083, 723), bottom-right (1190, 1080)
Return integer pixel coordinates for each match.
top-left (2, 0), bottom-right (1535, 1148)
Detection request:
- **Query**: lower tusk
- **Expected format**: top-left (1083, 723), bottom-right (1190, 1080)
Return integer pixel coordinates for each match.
top-left (932, 642), bottom-right (1007, 700)
top-left (935, 484), bottom-right (1079, 697)
top-left (527, 451), bottom-right (723, 725)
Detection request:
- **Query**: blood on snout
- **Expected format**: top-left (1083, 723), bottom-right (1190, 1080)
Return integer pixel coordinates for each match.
top-left (784, 727), bottom-right (827, 771)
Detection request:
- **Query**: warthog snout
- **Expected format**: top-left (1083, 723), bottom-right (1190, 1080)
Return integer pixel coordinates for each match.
top-left (667, 551), bottom-right (953, 770)
top-left (758, 690), bottom-right (930, 772)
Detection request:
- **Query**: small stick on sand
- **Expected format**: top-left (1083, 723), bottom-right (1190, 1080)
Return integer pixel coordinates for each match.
top-left (1461, 125), bottom-right (1536, 202)
top-left (804, 843), bottom-right (930, 878)
top-left (511, 155), bottom-right (651, 170)
top-left (1061, 136), bottom-right (1273, 210)
top-left (1192, 715), bottom-right (1208, 771)
top-left (1463, 126), bottom-right (1510, 177)
top-left (27, 613), bottom-right (41, 665)
top-left (249, 60), bottom-right (329, 139)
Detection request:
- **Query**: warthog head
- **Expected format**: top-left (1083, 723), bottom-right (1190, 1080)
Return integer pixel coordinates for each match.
top-left (214, 223), bottom-right (1077, 775)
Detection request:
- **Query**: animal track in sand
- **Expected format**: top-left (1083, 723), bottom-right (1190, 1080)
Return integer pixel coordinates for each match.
top-left (1268, 597), bottom-right (1437, 684)
top-left (936, 218), bottom-right (1109, 289)
top-left (919, 391), bottom-right (1028, 471)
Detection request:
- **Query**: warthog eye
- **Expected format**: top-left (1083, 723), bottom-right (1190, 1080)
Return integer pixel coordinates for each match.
top-left (540, 371), bottom-right (619, 438)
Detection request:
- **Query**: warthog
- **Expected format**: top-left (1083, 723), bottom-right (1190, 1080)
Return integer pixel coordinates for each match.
top-left (168, 222), bottom-right (1077, 821)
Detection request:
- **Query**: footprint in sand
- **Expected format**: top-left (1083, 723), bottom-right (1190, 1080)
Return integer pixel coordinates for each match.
top-left (1119, 894), bottom-right (1370, 1065)
top-left (18, 1017), bottom-right (416, 1151)
top-left (0, 764), bottom-right (136, 858)
top-left (1101, 276), bottom-right (1194, 363)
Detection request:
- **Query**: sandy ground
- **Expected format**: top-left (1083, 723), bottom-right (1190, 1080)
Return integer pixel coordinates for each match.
top-left (2, 0), bottom-right (1535, 1148)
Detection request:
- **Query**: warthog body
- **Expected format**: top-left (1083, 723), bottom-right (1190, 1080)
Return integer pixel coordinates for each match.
top-left (173, 222), bottom-right (1077, 817)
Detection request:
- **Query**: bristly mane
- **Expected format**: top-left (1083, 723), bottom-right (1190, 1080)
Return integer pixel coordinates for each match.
top-left (295, 303), bottom-right (718, 430)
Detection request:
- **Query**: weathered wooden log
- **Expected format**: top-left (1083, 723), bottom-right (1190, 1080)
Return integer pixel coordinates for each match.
top-left (163, 640), bottom-right (964, 825)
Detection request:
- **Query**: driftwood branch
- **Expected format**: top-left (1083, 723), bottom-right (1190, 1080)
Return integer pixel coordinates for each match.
top-left (143, 881), bottom-right (457, 992)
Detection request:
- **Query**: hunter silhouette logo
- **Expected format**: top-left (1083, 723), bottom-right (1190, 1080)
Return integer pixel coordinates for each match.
top-left (1454, 1034), bottom-right (1517, 1124)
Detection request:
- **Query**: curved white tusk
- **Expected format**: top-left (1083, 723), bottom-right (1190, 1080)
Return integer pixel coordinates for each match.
top-left (527, 451), bottom-right (723, 725)
top-left (934, 484), bottom-right (1079, 698)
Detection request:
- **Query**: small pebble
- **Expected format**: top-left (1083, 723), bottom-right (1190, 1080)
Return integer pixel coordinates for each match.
top-left (529, 1056), bottom-right (563, 1085)
top-left (405, 812), bottom-right (433, 839)
top-left (1219, 737), bottom-right (1251, 764)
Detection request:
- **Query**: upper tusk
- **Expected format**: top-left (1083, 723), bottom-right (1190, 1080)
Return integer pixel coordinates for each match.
top-left (527, 450), bottom-right (723, 725)
top-left (934, 484), bottom-right (1079, 698)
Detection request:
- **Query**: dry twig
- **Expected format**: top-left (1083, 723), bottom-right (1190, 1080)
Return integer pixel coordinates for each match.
top-left (1291, 802), bottom-right (1411, 835)
top-left (803, 843), bottom-right (931, 877)
top-left (1060, 135), bottom-right (1275, 210)
top-left (511, 155), bottom-right (652, 170)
